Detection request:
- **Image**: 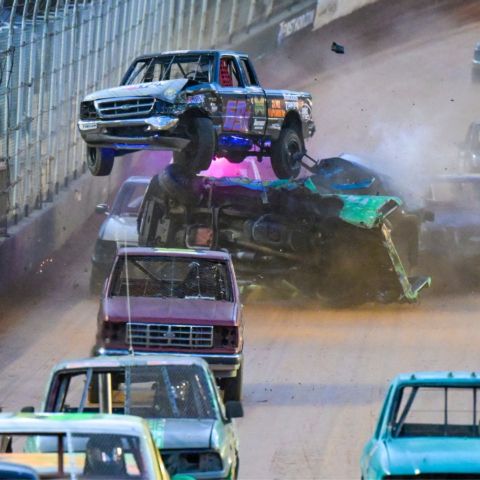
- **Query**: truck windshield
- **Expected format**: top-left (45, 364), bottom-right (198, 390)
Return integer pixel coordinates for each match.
top-left (124, 54), bottom-right (213, 84)
top-left (50, 365), bottom-right (217, 420)
top-left (391, 385), bottom-right (480, 437)
top-left (110, 255), bottom-right (233, 301)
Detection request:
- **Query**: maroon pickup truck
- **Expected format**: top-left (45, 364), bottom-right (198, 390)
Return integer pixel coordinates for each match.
top-left (94, 247), bottom-right (244, 400)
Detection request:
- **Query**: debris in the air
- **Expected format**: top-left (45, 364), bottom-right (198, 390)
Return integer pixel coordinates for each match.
top-left (331, 42), bottom-right (345, 54)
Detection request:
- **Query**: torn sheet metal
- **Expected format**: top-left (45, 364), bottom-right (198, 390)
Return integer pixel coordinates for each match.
top-left (138, 169), bottom-right (430, 305)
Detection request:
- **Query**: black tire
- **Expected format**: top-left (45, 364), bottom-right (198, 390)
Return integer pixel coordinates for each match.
top-left (87, 147), bottom-right (114, 176)
top-left (157, 164), bottom-right (196, 204)
top-left (173, 117), bottom-right (215, 173)
top-left (221, 364), bottom-right (243, 402)
top-left (270, 126), bottom-right (303, 179)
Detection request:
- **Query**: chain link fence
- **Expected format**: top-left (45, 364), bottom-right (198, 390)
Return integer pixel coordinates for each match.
top-left (0, 0), bottom-right (304, 231)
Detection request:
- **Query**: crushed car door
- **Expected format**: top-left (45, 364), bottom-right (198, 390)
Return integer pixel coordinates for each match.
top-left (238, 56), bottom-right (267, 137)
top-left (217, 56), bottom-right (249, 137)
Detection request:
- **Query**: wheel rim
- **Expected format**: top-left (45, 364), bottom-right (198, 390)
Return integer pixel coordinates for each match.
top-left (286, 137), bottom-right (301, 169)
top-left (87, 148), bottom-right (97, 169)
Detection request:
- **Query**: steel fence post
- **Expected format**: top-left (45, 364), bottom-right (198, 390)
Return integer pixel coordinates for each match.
top-left (247, 0), bottom-right (257, 27)
top-left (175, 0), bottom-right (185, 50)
top-left (47, 0), bottom-right (64, 197)
top-left (23, 0), bottom-right (42, 217)
top-left (228, 0), bottom-right (238, 39)
top-left (34, 0), bottom-right (54, 208)
top-left (117, 0), bottom-right (129, 83)
top-left (186, 0), bottom-right (194, 49)
top-left (13, 0), bottom-right (30, 211)
top-left (66, 0), bottom-right (80, 178)
top-left (197, 0), bottom-right (208, 48)
top-left (167, 0), bottom-right (174, 51)
top-left (210, 0), bottom-right (221, 48)
top-left (4, 0), bottom-right (19, 220)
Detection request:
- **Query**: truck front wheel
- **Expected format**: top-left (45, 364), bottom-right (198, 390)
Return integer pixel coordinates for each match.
top-left (173, 117), bottom-right (215, 173)
top-left (87, 147), bottom-right (114, 176)
top-left (270, 126), bottom-right (303, 179)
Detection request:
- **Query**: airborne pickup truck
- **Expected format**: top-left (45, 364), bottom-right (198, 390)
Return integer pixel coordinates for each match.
top-left (78, 50), bottom-right (315, 178)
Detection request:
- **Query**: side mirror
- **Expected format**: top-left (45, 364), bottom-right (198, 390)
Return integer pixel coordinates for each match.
top-left (21, 406), bottom-right (34, 413)
top-left (225, 400), bottom-right (244, 419)
top-left (95, 203), bottom-right (109, 215)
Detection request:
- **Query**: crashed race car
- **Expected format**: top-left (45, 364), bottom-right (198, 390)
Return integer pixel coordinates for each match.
top-left (78, 50), bottom-right (315, 178)
top-left (137, 157), bottom-right (431, 305)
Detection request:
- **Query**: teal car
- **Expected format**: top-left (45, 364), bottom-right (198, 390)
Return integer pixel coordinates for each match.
top-left (33, 355), bottom-right (242, 479)
top-left (361, 372), bottom-right (480, 479)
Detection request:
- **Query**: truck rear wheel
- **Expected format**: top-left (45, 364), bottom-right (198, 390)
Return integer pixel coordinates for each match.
top-left (87, 147), bottom-right (114, 176)
top-left (270, 126), bottom-right (303, 179)
top-left (173, 117), bottom-right (215, 173)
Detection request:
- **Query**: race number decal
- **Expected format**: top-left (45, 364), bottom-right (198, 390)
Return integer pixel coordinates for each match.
top-left (223, 100), bottom-right (249, 132)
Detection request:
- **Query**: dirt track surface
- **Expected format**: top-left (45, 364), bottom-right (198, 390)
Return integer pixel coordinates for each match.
top-left (1, 1), bottom-right (480, 479)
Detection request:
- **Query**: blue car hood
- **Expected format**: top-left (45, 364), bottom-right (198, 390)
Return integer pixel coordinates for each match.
top-left (386, 437), bottom-right (480, 474)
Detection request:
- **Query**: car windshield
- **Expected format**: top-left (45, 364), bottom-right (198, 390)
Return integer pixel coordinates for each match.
top-left (391, 385), bottom-right (480, 437)
top-left (50, 365), bottom-right (217, 420)
top-left (428, 179), bottom-right (480, 206)
top-left (110, 181), bottom-right (149, 217)
top-left (0, 432), bottom-right (146, 479)
top-left (110, 255), bottom-right (233, 301)
top-left (124, 54), bottom-right (214, 84)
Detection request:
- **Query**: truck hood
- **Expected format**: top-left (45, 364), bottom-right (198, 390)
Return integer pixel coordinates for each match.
top-left (103, 297), bottom-right (237, 326)
top-left (84, 79), bottom-right (190, 103)
top-left (99, 215), bottom-right (139, 244)
top-left (148, 418), bottom-right (215, 450)
top-left (386, 437), bottom-right (480, 474)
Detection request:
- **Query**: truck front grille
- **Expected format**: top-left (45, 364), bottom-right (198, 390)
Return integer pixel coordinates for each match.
top-left (126, 323), bottom-right (213, 349)
top-left (95, 97), bottom-right (155, 119)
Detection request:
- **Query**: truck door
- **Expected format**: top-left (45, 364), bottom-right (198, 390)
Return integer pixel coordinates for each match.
top-left (217, 56), bottom-right (248, 135)
top-left (239, 56), bottom-right (267, 137)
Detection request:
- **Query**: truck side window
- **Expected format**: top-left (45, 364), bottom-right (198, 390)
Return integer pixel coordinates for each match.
top-left (240, 58), bottom-right (258, 86)
top-left (219, 57), bottom-right (241, 87)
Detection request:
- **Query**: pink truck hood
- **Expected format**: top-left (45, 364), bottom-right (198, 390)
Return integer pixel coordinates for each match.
top-left (102, 296), bottom-right (238, 326)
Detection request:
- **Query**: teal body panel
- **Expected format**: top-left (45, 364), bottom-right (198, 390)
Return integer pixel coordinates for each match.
top-left (361, 372), bottom-right (480, 479)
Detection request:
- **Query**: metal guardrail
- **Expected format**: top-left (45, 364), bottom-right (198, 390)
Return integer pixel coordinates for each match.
top-left (0, 0), bottom-right (305, 230)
